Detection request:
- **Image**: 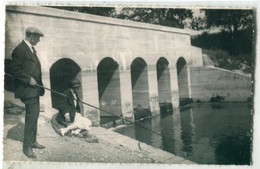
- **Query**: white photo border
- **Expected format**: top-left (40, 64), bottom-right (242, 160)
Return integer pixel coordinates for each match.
top-left (1, 1), bottom-right (259, 169)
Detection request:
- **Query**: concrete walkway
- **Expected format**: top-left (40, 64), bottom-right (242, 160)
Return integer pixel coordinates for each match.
top-left (91, 127), bottom-right (195, 164)
top-left (3, 90), bottom-right (195, 164)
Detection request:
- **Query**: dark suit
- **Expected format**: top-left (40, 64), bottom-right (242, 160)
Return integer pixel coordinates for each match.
top-left (11, 40), bottom-right (45, 149)
top-left (56, 89), bottom-right (81, 125)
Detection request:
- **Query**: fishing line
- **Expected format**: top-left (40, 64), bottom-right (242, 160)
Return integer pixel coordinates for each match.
top-left (5, 73), bottom-right (163, 137)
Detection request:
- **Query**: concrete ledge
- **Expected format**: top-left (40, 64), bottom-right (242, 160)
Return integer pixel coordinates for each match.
top-left (4, 90), bottom-right (195, 164)
top-left (202, 66), bottom-right (251, 78)
top-left (90, 127), bottom-right (196, 164)
top-left (6, 6), bottom-right (190, 35)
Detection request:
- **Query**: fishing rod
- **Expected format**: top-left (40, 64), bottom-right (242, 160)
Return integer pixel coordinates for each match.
top-left (5, 72), bottom-right (162, 137)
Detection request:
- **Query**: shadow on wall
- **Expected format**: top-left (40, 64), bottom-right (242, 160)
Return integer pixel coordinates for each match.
top-left (157, 57), bottom-right (172, 111)
top-left (177, 57), bottom-right (190, 106)
top-left (97, 57), bottom-right (122, 124)
top-left (4, 58), bottom-right (14, 92)
top-left (131, 58), bottom-right (151, 120)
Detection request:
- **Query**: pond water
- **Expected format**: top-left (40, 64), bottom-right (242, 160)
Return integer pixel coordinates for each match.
top-left (114, 102), bottom-right (252, 165)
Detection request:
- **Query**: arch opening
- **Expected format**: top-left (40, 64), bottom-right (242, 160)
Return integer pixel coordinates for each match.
top-left (156, 57), bottom-right (173, 113)
top-left (131, 58), bottom-right (151, 120)
top-left (50, 58), bottom-right (83, 110)
top-left (177, 57), bottom-right (191, 106)
top-left (97, 57), bottom-right (122, 125)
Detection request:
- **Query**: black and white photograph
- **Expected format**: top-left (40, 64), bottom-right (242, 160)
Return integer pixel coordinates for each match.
top-left (1, 1), bottom-right (259, 169)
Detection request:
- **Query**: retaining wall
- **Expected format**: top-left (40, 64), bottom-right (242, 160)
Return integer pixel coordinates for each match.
top-left (190, 66), bottom-right (252, 102)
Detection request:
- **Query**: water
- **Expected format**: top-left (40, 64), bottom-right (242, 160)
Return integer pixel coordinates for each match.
top-left (114, 102), bottom-right (252, 165)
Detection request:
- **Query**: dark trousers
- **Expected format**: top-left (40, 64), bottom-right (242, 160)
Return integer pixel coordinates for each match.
top-left (20, 97), bottom-right (40, 149)
top-left (56, 110), bottom-right (75, 126)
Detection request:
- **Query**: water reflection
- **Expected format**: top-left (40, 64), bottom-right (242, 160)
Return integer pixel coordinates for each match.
top-left (180, 108), bottom-right (195, 156)
top-left (215, 135), bottom-right (251, 165)
top-left (135, 120), bottom-right (153, 145)
top-left (114, 102), bottom-right (252, 164)
top-left (160, 111), bottom-right (176, 154)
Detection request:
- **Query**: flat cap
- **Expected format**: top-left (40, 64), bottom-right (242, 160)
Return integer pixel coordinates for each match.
top-left (70, 79), bottom-right (81, 88)
top-left (26, 27), bottom-right (44, 36)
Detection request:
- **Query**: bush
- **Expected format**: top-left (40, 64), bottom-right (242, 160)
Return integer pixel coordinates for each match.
top-left (203, 49), bottom-right (242, 71)
top-left (191, 29), bottom-right (254, 71)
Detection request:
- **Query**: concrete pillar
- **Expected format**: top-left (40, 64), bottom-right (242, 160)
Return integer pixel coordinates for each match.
top-left (82, 72), bottom-right (100, 126)
top-left (187, 66), bottom-right (192, 99)
top-left (147, 65), bottom-right (160, 116)
top-left (40, 73), bottom-right (53, 111)
top-left (170, 67), bottom-right (180, 108)
top-left (119, 69), bottom-right (134, 122)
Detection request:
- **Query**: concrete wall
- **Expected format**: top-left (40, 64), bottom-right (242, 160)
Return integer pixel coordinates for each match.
top-left (191, 47), bottom-right (203, 67)
top-left (5, 6), bottom-right (203, 125)
top-left (190, 66), bottom-right (252, 102)
top-left (5, 6), bottom-right (200, 70)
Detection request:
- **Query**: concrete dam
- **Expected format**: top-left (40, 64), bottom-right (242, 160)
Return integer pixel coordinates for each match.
top-left (5, 6), bottom-right (252, 126)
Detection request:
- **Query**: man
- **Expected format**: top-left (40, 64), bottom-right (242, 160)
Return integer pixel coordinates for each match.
top-left (56, 79), bottom-right (82, 126)
top-left (11, 27), bottom-right (45, 158)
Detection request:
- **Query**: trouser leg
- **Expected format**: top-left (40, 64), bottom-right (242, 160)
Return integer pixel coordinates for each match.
top-left (21, 97), bottom-right (40, 149)
top-left (32, 117), bottom-right (38, 144)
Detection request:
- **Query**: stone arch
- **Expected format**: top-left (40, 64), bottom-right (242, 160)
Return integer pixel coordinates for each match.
top-left (177, 57), bottom-right (190, 106)
top-left (156, 57), bottom-right (173, 112)
top-left (131, 57), bottom-right (151, 120)
top-left (50, 58), bottom-right (82, 109)
top-left (97, 57), bottom-right (122, 124)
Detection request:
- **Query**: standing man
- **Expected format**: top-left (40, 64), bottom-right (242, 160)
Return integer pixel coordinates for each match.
top-left (11, 27), bottom-right (45, 158)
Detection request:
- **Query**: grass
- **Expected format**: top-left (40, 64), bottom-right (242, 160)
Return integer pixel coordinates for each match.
top-left (202, 48), bottom-right (252, 74)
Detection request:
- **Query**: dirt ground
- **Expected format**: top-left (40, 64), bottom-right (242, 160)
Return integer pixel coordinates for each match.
top-left (3, 100), bottom-right (155, 163)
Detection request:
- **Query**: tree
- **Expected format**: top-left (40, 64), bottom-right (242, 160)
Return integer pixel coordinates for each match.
top-left (50, 7), bottom-right (193, 29)
top-left (49, 6), bottom-right (116, 17)
top-left (190, 16), bottom-right (207, 30)
top-left (203, 9), bottom-right (253, 39)
top-left (116, 8), bottom-right (193, 29)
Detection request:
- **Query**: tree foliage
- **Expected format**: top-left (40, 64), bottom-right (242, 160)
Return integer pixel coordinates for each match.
top-left (190, 16), bottom-right (207, 30)
top-left (116, 8), bottom-right (193, 28)
top-left (203, 9), bottom-right (253, 39)
top-left (50, 7), bottom-right (193, 29)
top-left (50, 6), bottom-right (116, 17)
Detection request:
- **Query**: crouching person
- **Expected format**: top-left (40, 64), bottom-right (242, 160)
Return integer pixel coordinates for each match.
top-left (59, 112), bottom-right (92, 136)
top-left (56, 78), bottom-right (92, 136)
top-left (56, 79), bottom-right (82, 126)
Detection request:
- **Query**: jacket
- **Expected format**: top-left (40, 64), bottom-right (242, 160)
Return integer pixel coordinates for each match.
top-left (58, 89), bottom-right (81, 122)
top-left (11, 41), bottom-right (44, 98)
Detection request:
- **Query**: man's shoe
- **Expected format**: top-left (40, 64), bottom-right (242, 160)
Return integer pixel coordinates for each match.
top-left (23, 147), bottom-right (36, 158)
top-left (32, 142), bottom-right (45, 149)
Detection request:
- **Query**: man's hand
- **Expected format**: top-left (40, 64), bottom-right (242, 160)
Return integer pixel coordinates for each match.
top-left (29, 77), bottom-right (37, 86)
top-left (59, 128), bottom-right (66, 136)
top-left (64, 113), bottom-right (70, 122)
